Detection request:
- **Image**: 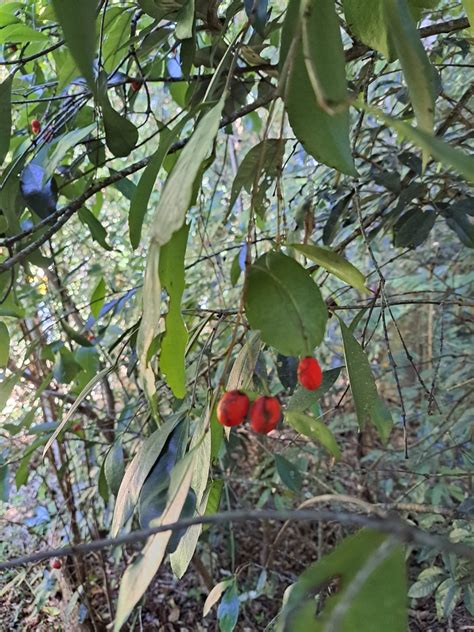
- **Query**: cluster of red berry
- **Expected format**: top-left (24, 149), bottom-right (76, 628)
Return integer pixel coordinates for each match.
top-left (217, 356), bottom-right (322, 434)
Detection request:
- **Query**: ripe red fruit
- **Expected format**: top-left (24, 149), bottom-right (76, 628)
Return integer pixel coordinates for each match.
top-left (249, 396), bottom-right (281, 434)
top-left (50, 559), bottom-right (62, 570)
top-left (217, 390), bottom-right (250, 427)
top-left (130, 79), bottom-right (141, 92)
top-left (297, 356), bottom-right (322, 391)
top-left (31, 119), bottom-right (41, 135)
top-left (71, 423), bottom-right (81, 432)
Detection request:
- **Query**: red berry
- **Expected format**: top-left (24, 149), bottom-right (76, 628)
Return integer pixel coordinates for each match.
top-left (50, 559), bottom-right (62, 570)
top-left (249, 396), bottom-right (281, 434)
top-left (130, 79), bottom-right (141, 92)
top-left (297, 356), bottom-right (322, 391)
top-left (71, 423), bottom-right (81, 432)
top-left (31, 119), bottom-right (41, 135)
top-left (217, 390), bottom-right (250, 427)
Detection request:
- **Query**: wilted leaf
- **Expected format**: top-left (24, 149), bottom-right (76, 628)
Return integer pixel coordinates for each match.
top-left (227, 332), bottom-right (262, 391)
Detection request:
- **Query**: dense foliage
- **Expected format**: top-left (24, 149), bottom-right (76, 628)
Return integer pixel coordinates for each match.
top-left (0, 0), bottom-right (472, 630)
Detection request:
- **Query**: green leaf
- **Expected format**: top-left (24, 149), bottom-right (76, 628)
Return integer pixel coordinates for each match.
top-left (0, 75), bottom-right (12, 167)
top-left (0, 463), bottom-right (9, 503)
top-left (435, 578), bottom-right (462, 620)
top-left (287, 367), bottom-right (341, 413)
top-left (175, 0), bottom-right (194, 40)
top-left (289, 243), bottom-right (367, 292)
top-left (104, 441), bottom-right (125, 496)
top-left (285, 410), bottom-right (341, 459)
top-left (343, 0), bottom-right (393, 59)
top-left (0, 23), bottom-right (48, 43)
top-left (228, 140), bottom-right (286, 218)
top-left (227, 332), bottom-right (261, 391)
top-left (244, 251), bottom-right (327, 357)
top-left (111, 413), bottom-right (183, 536)
top-left (159, 224), bottom-right (189, 398)
top-left (137, 96), bottom-right (224, 400)
top-left (90, 277), bottom-right (106, 319)
top-left (376, 112), bottom-right (474, 183)
top-left (338, 318), bottom-right (393, 443)
top-left (43, 124), bottom-right (96, 182)
top-left (78, 207), bottom-right (112, 251)
top-left (280, 0), bottom-right (356, 175)
top-left (0, 322), bottom-right (10, 368)
top-left (60, 320), bottom-right (93, 347)
top-left (101, 93), bottom-right (139, 158)
top-left (384, 0), bottom-right (435, 134)
top-left (463, 0), bottom-right (474, 35)
top-left (0, 374), bottom-right (17, 412)
top-left (114, 453), bottom-right (195, 631)
top-left (408, 567), bottom-right (444, 598)
top-left (278, 529), bottom-right (407, 631)
top-left (129, 120), bottom-right (187, 249)
top-left (102, 7), bottom-right (133, 73)
top-left (444, 208), bottom-right (474, 248)
top-left (217, 581), bottom-right (240, 632)
top-left (274, 454), bottom-right (302, 492)
top-left (393, 208), bottom-right (436, 248)
top-left (52, 0), bottom-right (97, 91)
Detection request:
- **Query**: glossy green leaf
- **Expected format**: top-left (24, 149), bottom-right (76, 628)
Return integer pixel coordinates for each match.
top-left (393, 208), bottom-right (436, 248)
top-left (137, 97), bottom-right (224, 399)
top-left (287, 367), bottom-right (341, 413)
top-left (444, 208), bottom-right (474, 248)
top-left (79, 207), bottom-right (112, 251)
top-left (280, 0), bottom-right (356, 175)
top-left (52, 0), bottom-right (97, 91)
top-left (114, 453), bottom-right (195, 631)
top-left (384, 0), bottom-right (435, 134)
top-left (0, 322), bottom-right (10, 368)
top-left (101, 94), bottom-right (139, 158)
top-left (90, 277), bottom-right (106, 319)
top-left (274, 454), bottom-right (302, 492)
top-left (343, 0), bottom-right (393, 59)
top-left (111, 413), bottom-right (183, 536)
top-left (104, 441), bottom-right (125, 496)
top-left (278, 529), bottom-right (407, 631)
top-left (245, 251), bottom-right (328, 357)
top-left (0, 23), bottom-right (48, 43)
top-left (338, 318), bottom-right (393, 443)
top-left (175, 0), bottom-right (194, 40)
top-left (0, 75), bottom-right (12, 167)
top-left (129, 119), bottom-right (187, 249)
top-left (285, 410), bottom-right (341, 459)
top-left (290, 243), bottom-right (367, 292)
top-left (102, 7), bottom-right (132, 73)
top-left (159, 224), bottom-right (189, 398)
